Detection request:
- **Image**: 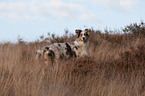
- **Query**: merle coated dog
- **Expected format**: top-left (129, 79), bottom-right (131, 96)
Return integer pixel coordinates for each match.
top-left (36, 29), bottom-right (90, 72)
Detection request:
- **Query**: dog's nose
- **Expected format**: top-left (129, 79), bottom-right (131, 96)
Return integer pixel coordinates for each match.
top-left (83, 37), bottom-right (85, 40)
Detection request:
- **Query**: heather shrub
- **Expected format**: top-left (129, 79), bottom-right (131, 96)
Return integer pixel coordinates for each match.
top-left (123, 21), bottom-right (145, 38)
top-left (115, 44), bottom-right (145, 73)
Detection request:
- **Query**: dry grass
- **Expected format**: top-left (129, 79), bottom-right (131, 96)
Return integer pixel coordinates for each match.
top-left (0, 22), bottom-right (145, 96)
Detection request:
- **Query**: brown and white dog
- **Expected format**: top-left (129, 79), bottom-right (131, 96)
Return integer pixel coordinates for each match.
top-left (36, 29), bottom-right (90, 72)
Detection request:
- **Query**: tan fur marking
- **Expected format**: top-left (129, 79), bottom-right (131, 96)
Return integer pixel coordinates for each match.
top-left (42, 50), bottom-right (50, 73)
top-left (78, 51), bottom-right (81, 57)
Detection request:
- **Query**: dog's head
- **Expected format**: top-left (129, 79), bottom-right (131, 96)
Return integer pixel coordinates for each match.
top-left (75, 29), bottom-right (90, 42)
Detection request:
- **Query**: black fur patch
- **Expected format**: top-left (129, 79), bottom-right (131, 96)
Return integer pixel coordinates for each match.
top-left (76, 30), bottom-right (82, 38)
top-left (74, 46), bottom-right (78, 50)
top-left (85, 32), bottom-right (89, 37)
top-left (43, 50), bottom-right (46, 58)
top-left (48, 50), bottom-right (55, 62)
top-left (77, 32), bottom-right (81, 38)
top-left (58, 43), bottom-right (61, 46)
top-left (65, 43), bottom-right (77, 58)
top-left (45, 47), bottom-right (49, 50)
top-left (43, 50), bottom-right (46, 53)
top-left (72, 51), bottom-right (77, 58)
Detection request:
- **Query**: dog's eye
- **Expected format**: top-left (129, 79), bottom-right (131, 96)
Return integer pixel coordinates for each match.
top-left (81, 34), bottom-right (82, 36)
top-left (84, 34), bottom-right (86, 36)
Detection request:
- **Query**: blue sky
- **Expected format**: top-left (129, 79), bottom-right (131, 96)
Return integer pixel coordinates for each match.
top-left (0, 0), bottom-right (144, 43)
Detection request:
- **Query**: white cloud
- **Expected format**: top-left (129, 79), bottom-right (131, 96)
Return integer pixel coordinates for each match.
top-left (0, 2), bottom-right (27, 20)
top-left (0, 0), bottom-right (101, 22)
top-left (79, 13), bottom-right (101, 22)
top-left (73, 0), bottom-right (140, 11)
top-left (119, 0), bottom-right (140, 10)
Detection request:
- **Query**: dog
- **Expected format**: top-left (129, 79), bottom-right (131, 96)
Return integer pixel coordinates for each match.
top-left (36, 29), bottom-right (90, 72)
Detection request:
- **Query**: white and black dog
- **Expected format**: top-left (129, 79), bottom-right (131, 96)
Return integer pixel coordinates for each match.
top-left (36, 29), bottom-right (90, 71)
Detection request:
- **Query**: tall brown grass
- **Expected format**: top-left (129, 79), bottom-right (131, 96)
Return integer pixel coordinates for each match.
top-left (0, 22), bottom-right (145, 96)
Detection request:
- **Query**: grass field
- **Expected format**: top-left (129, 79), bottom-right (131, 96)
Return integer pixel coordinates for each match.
top-left (0, 22), bottom-right (145, 96)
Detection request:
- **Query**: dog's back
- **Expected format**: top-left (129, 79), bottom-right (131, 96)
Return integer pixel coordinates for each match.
top-left (36, 42), bottom-right (78, 62)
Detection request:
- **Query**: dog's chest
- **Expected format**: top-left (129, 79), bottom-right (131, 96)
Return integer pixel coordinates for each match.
top-left (74, 41), bottom-right (88, 56)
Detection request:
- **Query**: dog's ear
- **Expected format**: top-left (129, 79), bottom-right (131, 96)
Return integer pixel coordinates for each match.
top-left (85, 29), bottom-right (91, 35)
top-left (75, 29), bottom-right (82, 34)
top-left (75, 29), bottom-right (82, 37)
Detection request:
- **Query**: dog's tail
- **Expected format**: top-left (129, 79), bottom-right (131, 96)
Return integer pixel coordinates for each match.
top-left (36, 49), bottom-right (42, 59)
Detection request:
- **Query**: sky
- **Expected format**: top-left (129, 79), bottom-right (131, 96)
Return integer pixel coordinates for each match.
top-left (0, 0), bottom-right (144, 43)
